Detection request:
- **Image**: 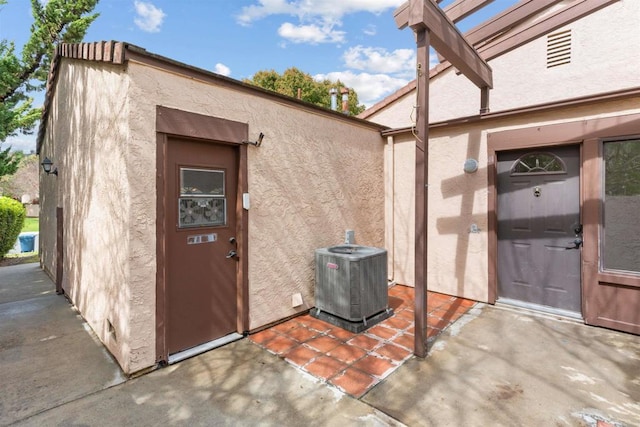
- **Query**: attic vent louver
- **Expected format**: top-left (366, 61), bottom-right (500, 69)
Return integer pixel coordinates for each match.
top-left (547, 29), bottom-right (572, 68)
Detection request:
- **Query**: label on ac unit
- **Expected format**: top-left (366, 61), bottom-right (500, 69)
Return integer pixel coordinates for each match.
top-left (326, 262), bottom-right (339, 270)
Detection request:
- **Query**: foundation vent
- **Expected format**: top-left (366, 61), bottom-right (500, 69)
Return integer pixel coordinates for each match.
top-left (547, 29), bottom-right (572, 68)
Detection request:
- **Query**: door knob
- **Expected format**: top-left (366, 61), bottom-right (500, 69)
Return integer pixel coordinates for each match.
top-left (565, 237), bottom-right (583, 250)
top-left (226, 250), bottom-right (237, 259)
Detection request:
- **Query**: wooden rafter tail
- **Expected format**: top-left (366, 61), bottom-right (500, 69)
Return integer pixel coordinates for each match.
top-left (394, 2), bottom-right (410, 30)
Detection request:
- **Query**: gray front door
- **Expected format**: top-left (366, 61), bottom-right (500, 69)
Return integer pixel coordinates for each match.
top-left (497, 145), bottom-right (581, 314)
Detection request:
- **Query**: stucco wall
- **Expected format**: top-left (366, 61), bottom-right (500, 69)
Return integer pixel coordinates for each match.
top-left (371, 0), bottom-right (640, 128)
top-left (387, 97), bottom-right (640, 302)
top-left (425, 124), bottom-right (489, 301)
top-left (39, 138), bottom-right (58, 277)
top-left (126, 62), bottom-right (385, 332)
top-left (485, 0), bottom-right (640, 117)
top-left (40, 60), bottom-right (149, 373)
top-left (367, 90), bottom-right (417, 129)
top-left (385, 134), bottom-right (416, 286)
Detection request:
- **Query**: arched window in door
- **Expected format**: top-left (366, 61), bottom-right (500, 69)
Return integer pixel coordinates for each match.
top-left (510, 152), bottom-right (567, 175)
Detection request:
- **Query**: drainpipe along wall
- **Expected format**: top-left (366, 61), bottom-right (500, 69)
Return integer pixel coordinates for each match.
top-left (385, 135), bottom-right (395, 285)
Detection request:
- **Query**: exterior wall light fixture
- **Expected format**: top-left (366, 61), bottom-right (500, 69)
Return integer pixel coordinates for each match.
top-left (463, 158), bottom-right (479, 174)
top-left (41, 157), bottom-right (58, 175)
top-left (243, 132), bottom-right (264, 147)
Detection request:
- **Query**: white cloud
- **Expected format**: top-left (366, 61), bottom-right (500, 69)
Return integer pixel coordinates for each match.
top-left (363, 24), bottom-right (377, 36)
top-left (236, 0), bottom-right (403, 45)
top-left (343, 45), bottom-right (415, 75)
top-left (237, 0), bottom-right (404, 25)
top-left (314, 70), bottom-right (409, 107)
top-left (278, 22), bottom-right (345, 44)
top-left (214, 63), bottom-right (231, 76)
top-left (134, 1), bottom-right (166, 33)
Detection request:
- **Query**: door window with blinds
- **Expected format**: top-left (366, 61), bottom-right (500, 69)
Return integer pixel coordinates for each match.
top-left (602, 139), bottom-right (640, 273)
top-left (178, 168), bottom-right (226, 228)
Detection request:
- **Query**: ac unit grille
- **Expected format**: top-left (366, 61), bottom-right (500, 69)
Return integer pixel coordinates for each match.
top-left (315, 245), bottom-right (388, 321)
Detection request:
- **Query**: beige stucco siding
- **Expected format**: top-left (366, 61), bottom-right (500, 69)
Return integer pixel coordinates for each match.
top-left (126, 62), bottom-right (385, 332)
top-left (367, 90), bottom-right (417, 129)
top-left (485, 0), bottom-right (640, 117)
top-left (39, 60), bottom-right (148, 373)
top-left (385, 133), bottom-right (416, 286)
top-left (387, 97), bottom-right (640, 301)
top-left (426, 125), bottom-right (489, 301)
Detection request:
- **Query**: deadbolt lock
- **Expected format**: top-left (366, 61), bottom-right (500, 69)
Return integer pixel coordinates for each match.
top-left (534, 186), bottom-right (541, 197)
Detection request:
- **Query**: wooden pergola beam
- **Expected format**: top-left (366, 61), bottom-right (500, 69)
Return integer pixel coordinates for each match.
top-left (478, 0), bottom-right (619, 62)
top-left (395, 0), bottom-right (493, 89)
top-left (444, 0), bottom-right (495, 23)
top-left (464, 0), bottom-right (563, 47)
top-left (412, 28), bottom-right (429, 359)
top-left (394, 0), bottom-right (492, 358)
top-left (437, 0), bottom-right (562, 63)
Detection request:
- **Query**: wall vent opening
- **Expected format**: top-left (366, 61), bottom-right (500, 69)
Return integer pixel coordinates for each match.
top-left (547, 29), bottom-right (572, 68)
top-left (107, 319), bottom-right (117, 342)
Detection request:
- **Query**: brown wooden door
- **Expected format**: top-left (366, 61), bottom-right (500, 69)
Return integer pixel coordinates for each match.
top-left (166, 137), bottom-right (238, 355)
top-left (497, 146), bottom-right (581, 314)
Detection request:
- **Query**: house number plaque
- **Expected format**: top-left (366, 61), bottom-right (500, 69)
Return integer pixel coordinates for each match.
top-left (187, 233), bottom-right (217, 245)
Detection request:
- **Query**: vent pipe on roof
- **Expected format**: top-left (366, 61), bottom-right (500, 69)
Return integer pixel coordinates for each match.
top-left (341, 87), bottom-right (349, 114)
top-left (330, 87), bottom-right (338, 111)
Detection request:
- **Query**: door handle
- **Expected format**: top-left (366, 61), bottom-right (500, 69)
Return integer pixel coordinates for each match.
top-left (226, 250), bottom-right (237, 259)
top-left (565, 238), bottom-right (583, 250)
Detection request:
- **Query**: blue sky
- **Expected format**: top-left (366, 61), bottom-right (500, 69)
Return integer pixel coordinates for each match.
top-left (1, 0), bottom-right (519, 152)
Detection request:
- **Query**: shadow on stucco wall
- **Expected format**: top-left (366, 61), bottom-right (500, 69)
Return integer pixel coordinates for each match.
top-left (51, 61), bottom-right (133, 370)
top-left (436, 128), bottom-right (484, 298)
top-left (246, 114), bottom-right (385, 327)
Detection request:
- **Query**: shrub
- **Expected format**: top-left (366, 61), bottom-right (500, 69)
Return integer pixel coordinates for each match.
top-left (0, 196), bottom-right (26, 258)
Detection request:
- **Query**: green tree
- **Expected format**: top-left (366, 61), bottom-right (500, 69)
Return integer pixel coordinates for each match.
top-left (0, 145), bottom-right (22, 178)
top-left (244, 67), bottom-right (366, 116)
top-left (0, 0), bottom-right (99, 177)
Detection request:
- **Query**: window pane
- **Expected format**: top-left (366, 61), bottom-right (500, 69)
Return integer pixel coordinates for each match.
top-left (511, 152), bottom-right (566, 175)
top-left (602, 139), bottom-right (640, 273)
top-left (179, 197), bottom-right (226, 228)
top-left (180, 168), bottom-right (224, 196)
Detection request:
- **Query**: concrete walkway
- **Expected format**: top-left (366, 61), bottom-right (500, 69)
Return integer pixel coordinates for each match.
top-left (0, 264), bottom-right (399, 427)
top-left (364, 305), bottom-right (640, 426)
top-left (0, 263), bottom-right (126, 426)
top-left (1, 263), bottom-right (639, 426)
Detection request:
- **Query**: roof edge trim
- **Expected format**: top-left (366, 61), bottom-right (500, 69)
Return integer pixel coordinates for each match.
top-left (381, 86), bottom-right (640, 136)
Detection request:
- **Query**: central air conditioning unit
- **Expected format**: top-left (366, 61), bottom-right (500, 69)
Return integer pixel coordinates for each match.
top-left (313, 245), bottom-right (391, 332)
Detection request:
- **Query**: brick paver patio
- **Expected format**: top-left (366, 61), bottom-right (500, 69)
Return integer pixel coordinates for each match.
top-left (250, 285), bottom-right (476, 398)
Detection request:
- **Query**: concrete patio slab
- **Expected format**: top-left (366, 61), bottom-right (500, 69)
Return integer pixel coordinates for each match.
top-left (13, 339), bottom-right (402, 427)
top-left (0, 263), bottom-right (125, 426)
top-left (0, 263), bottom-right (54, 305)
top-left (3, 262), bottom-right (639, 427)
top-left (362, 304), bottom-right (640, 427)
